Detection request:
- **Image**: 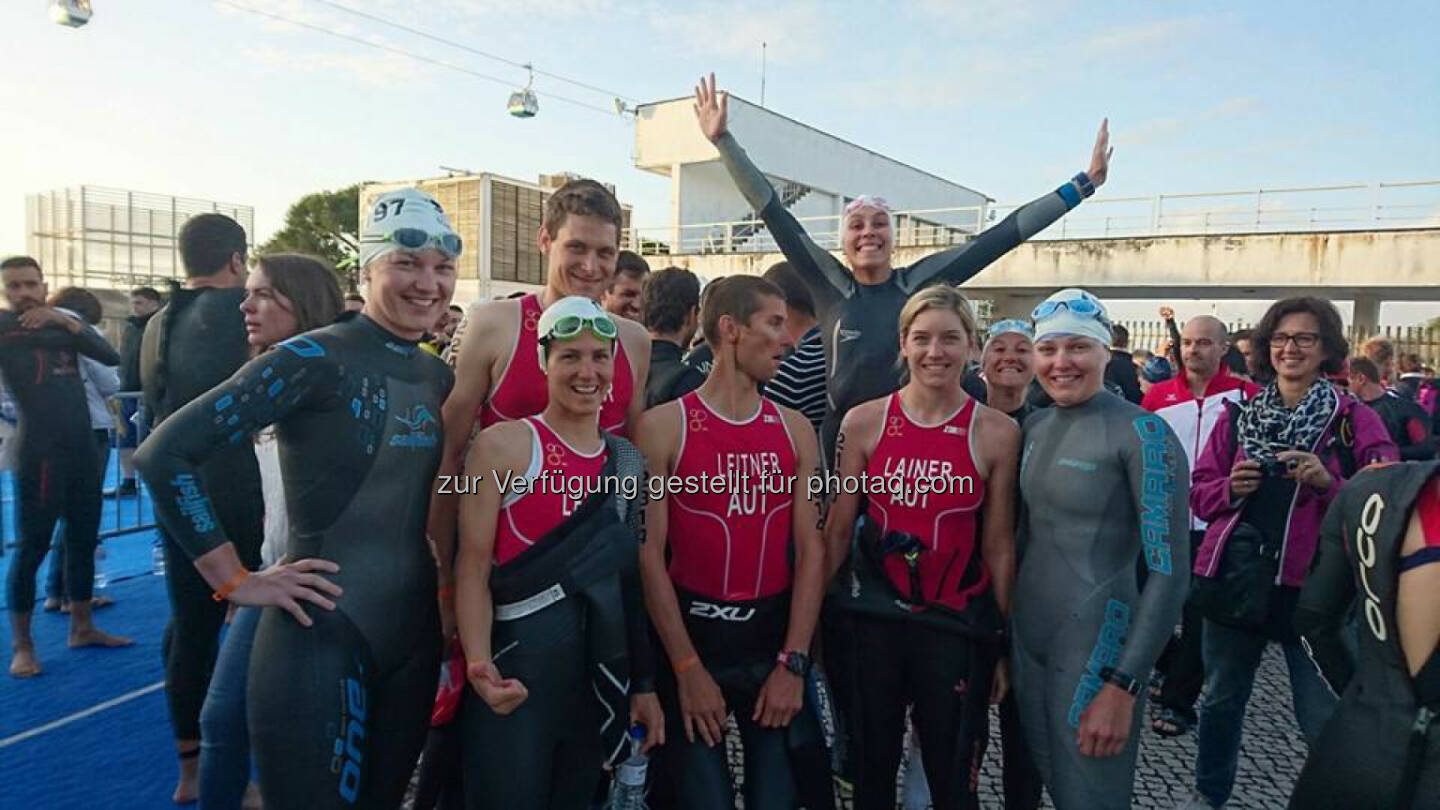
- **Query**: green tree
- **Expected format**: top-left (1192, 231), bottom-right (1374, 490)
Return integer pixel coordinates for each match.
top-left (259, 184), bottom-right (365, 277)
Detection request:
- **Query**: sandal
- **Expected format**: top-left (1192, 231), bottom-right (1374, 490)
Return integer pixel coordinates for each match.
top-left (1152, 707), bottom-right (1193, 738)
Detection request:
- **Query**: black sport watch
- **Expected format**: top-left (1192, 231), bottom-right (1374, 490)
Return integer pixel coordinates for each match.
top-left (1098, 666), bottom-right (1142, 696)
top-left (776, 650), bottom-right (812, 678)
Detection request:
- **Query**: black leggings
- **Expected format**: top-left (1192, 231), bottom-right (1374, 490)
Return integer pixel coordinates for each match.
top-left (852, 617), bottom-right (997, 810)
top-left (6, 436), bottom-right (102, 611)
top-left (43, 429), bottom-right (111, 601)
top-left (656, 657), bottom-right (821, 810)
top-left (460, 598), bottom-right (603, 810)
top-left (249, 604), bottom-right (440, 809)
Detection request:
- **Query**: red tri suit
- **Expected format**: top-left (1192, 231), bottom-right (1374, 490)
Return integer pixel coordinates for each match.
top-left (863, 393), bottom-right (988, 612)
top-left (492, 416), bottom-right (608, 566)
top-left (478, 293), bottom-right (634, 435)
top-left (667, 391), bottom-right (797, 602)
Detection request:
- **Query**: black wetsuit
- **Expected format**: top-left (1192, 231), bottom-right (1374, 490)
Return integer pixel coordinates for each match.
top-left (140, 286), bottom-right (265, 743)
top-left (135, 313), bottom-right (452, 809)
top-left (1291, 460), bottom-right (1440, 809)
top-left (713, 131), bottom-right (1089, 467)
top-left (0, 313), bottom-right (117, 611)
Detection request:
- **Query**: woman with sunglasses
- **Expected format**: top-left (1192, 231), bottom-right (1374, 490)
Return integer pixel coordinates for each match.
top-left (137, 188), bottom-right (461, 808)
top-left (824, 285), bottom-right (1019, 809)
top-left (1176, 296), bottom-right (1397, 810)
top-left (692, 73), bottom-right (1111, 470)
top-left (196, 253), bottom-right (343, 810)
top-left (1010, 288), bottom-right (1190, 809)
top-left (454, 296), bottom-right (660, 810)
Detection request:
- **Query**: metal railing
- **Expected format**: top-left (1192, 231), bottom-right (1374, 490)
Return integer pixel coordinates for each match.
top-left (623, 178), bottom-right (1440, 256)
top-left (1, 392), bottom-right (155, 558)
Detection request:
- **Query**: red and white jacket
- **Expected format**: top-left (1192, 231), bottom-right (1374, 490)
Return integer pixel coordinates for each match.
top-left (1142, 367), bottom-right (1259, 530)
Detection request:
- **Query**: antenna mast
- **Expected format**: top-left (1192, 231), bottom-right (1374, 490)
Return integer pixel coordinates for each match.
top-left (761, 42), bottom-right (767, 107)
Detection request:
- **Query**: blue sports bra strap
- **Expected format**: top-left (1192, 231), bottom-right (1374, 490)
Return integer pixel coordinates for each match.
top-left (1398, 546), bottom-right (1440, 574)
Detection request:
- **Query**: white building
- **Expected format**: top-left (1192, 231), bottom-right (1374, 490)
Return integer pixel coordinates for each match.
top-left (632, 94), bottom-right (991, 256)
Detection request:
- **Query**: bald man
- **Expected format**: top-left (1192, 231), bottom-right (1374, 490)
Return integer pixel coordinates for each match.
top-left (1141, 315), bottom-right (1259, 737)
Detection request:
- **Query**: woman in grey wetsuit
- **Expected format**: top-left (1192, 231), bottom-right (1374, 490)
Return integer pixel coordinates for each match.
top-left (1012, 289), bottom-right (1190, 809)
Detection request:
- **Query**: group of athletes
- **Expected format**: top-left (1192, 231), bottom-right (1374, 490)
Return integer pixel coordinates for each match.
top-left (6, 71), bottom-right (1436, 810)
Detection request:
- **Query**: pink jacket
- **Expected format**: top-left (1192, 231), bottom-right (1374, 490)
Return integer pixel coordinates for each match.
top-left (1191, 390), bottom-right (1398, 586)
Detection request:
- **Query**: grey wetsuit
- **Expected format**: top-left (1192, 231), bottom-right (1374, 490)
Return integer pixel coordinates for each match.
top-left (1013, 391), bottom-right (1190, 809)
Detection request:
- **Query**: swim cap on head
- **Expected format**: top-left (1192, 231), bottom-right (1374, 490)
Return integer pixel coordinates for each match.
top-left (984, 318), bottom-right (1035, 350)
top-left (358, 188), bottom-right (462, 269)
top-left (843, 195), bottom-right (893, 218)
top-left (1031, 288), bottom-right (1113, 346)
top-left (535, 295), bottom-right (617, 370)
top-left (1141, 355), bottom-right (1175, 384)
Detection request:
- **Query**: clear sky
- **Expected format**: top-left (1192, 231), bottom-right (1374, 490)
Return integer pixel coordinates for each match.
top-left (2, 0), bottom-right (1436, 324)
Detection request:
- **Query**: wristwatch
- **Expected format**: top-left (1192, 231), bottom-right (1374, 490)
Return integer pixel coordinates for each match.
top-left (1072, 171), bottom-right (1096, 199)
top-left (776, 650), bottom-right (812, 678)
top-left (1098, 666), bottom-right (1142, 696)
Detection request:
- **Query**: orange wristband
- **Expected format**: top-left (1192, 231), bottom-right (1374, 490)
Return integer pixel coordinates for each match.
top-left (672, 655), bottom-right (700, 675)
top-left (212, 570), bottom-right (250, 602)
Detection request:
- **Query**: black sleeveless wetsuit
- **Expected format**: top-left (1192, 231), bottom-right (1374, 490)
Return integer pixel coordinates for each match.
top-left (140, 287), bottom-right (265, 742)
top-left (1292, 460), bottom-right (1440, 809)
top-left (136, 313), bottom-right (452, 809)
top-left (0, 313), bottom-right (117, 611)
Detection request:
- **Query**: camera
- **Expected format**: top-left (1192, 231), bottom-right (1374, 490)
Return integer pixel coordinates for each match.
top-left (1258, 458), bottom-right (1298, 478)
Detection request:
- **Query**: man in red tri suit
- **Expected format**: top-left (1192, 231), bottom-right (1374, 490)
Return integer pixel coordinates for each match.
top-left (635, 275), bottom-right (830, 810)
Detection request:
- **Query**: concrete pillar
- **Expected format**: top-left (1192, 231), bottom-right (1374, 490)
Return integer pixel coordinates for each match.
top-left (991, 292), bottom-right (1047, 321)
top-left (1352, 294), bottom-right (1381, 332)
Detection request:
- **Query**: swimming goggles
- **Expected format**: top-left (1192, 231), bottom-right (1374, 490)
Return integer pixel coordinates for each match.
top-left (1031, 295), bottom-right (1110, 324)
top-left (363, 227), bottom-right (463, 259)
top-left (986, 319), bottom-right (1035, 340)
top-left (542, 313), bottom-right (618, 343)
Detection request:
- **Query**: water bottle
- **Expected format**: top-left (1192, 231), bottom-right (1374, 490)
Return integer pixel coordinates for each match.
top-left (605, 725), bottom-right (648, 810)
top-left (93, 545), bottom-right (108, 591)
top-left (152, 539), bottom-right (167, 576)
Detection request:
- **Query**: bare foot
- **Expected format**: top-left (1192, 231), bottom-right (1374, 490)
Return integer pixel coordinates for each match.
top-left (68, 628), bottom-right (133, 648)
top-left (10, 646), bottom-right (42, 677)
top-left (241, 781), bottom-right (263, 810)
top-left (174, 752), bottom-right (199, 804)
top-left (42, 598), bottom-right (62, 612)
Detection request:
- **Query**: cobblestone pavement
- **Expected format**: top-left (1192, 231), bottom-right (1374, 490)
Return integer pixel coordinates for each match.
top-left (732, 643), bottom-right (1310, 810)
top-left (408, 645), bottom-right (1311, 809)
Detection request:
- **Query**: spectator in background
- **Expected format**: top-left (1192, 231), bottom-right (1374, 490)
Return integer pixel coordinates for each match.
top-left (114, 286), bottom-right (162, 497)
top-left (344, 292), bottom-right (365, 312)
top-left (1141, 315), bottom-right (1257, 740)
top-left (1394, 352), bottom-right (1425, 401)
top-left (762, 261), bottom-right (827, 434)
top-left (1231, 328), bottom-right (1262, 382)
top-left (682, 277), bottom-right (719, 378)
top-left (1107, 323), bottom-right (1143, 403)
top-left (1139, 354), bottom-right (1174, 397)
top-left (139, 213), bottom-right (266, 804)
top-left (1361, 336), bottom-right (1396, 385)
top-left (420, 304), bottom-right (463, 357)
top-left (1177, 296), bottom-right (1398, 810)
top-left (642, 266), bottom-right (705, 408)
top-left (42, 287), bottom-right (120, 613)
top-left (603, 249), bottom-right (649, 321)
top-left (1347, 355), bottom-right (1436, 460)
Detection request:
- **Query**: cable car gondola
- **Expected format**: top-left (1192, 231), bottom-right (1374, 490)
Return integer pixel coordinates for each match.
top-left (50, 0), bottom-right (92, 27)
top-left (508, 65), bottom-right (538, 118)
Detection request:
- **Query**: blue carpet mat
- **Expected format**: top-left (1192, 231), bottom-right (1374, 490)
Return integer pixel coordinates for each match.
top-left (1, 574), bottom-right (183, 810)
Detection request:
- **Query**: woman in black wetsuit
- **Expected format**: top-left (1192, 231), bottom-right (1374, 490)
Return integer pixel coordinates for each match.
top-left (454, 296), bottom-right (660, 810)
top-left (196, 254), bottom-right (343, 810)
top-left (136, 188), bottom-right (462, 809)
top-left (1291, 460), bottom-right (1440, 809)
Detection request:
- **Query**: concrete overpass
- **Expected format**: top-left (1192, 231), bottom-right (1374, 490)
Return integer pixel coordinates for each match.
top-left (644, 227), bottom-right (1440, 329)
